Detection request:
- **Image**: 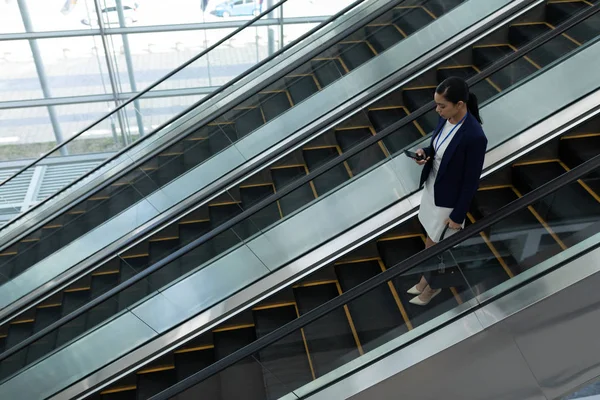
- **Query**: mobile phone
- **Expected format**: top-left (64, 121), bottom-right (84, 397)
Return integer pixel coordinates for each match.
top-left (404, 149), bottom-right (424, 160)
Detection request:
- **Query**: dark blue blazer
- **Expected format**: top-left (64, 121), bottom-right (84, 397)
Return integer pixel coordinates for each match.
top-left (419, 113), bottom-right (487, 224)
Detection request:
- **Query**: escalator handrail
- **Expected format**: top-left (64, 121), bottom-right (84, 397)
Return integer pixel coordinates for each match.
top-left (148, 136), bottom-right (600, 400)
top-left (0, 0), bottom-right (370, 244)
top-left (0, 0), bottom-right (596, 366)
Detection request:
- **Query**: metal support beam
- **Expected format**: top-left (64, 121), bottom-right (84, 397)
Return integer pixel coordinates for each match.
top-left (21, 165), bottom-right (46, 212)
top-left (115, 0), bottom-right (145, 137)
top-left (267, 0), bottom-right (276, 56)
top-left (16, 0), bottom-right (67, 156)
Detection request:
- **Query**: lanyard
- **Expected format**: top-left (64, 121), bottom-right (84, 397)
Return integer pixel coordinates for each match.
top-left (434, 113), bottom-right (467, 153)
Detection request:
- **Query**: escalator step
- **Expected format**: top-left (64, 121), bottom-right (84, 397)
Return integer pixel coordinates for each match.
top-left (450, 241), bottom-right (512, 293)
top-left (367, 107), bottom-right (424, 155)
top-left (239, 184), bottom-right (281, 231)
top-left (513, 162), bottom-right (600, 241)
top-left (403, 87), bottom-right (436, 112)
top-left (337, 41), bottom-right (376, 71)
top-left (294, 283), bottom-right (360, 378)
top-left (303, 147), bottom-right (351, 196)
top-left (471, 187), bottom-right (543, 265)
top-left (335, 128), bottom-right (387, 176)
top-left (99, 390), bottom-right (136, 400)
top-left (285, 75), bottom-right (320, 105)
top-left (526, 33), bottom-right (579, 68)
top-left (423, 0), bottom-right (464, 17)
top-left (563, 12), bottom-right (600, 44)
top-left (436, 66), bottom-right (479, 82)
top-left (233, 107), bottom-right (265, 138)
top-left (254, 305), bottom-right (313, 399)
top-left (559, 135), bottom-right (600, 172)
top-left (509, 23), bottom-right (553, 48)
top-left (271, 166), bottom-right (315, 216)
top-left (137, 368), bottom-right (177, 400)
top-left (310, 58), bottom-right (346, 88)
top-left (486, 57), bottom-right (539, 92)
top-left (377, 235), bottom-right (424, 270)
top-left (117, 257), bottom-right (151, 311)
top-left (393, 6), bottom-right (436, 36)
top-left (472, 44), bottom-right (514, 70)
top-left (335, 260), bottom-right (409, 352)
top-left (175, 347), bottom-right (221, 400)
top-left (208, 203), bottom-right (248, 255)
top-left (259, 91), bottom-right (293, 122)
top-left (178, 221), bottom-right (215, 276)
top-left (546, 0), bottom-right (590, 26)
top-left (364, 24), bottom-right (405, 54)
top-left (148, 238), bottom-right (181, 290)
top-left (156, 154), bottom-right (186, 186)
top-left (214, 327), bottom-right (267, 400)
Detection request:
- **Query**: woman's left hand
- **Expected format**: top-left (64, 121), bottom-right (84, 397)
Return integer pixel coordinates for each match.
top-left (445, 218), bottom-right (462, 230)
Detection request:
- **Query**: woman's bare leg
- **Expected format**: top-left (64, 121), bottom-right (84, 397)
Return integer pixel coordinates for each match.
top-left (415, 236), bottom-right (436, 291)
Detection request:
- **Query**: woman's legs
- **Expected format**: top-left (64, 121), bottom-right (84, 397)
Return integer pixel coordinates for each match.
top-left (410, 236), bottom-right (442, 305)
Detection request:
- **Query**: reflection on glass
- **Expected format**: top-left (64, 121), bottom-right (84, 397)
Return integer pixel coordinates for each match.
top-left (0, 107), bottom-right (53, 161)
top-left (0, 40), bottom-right (43, 102)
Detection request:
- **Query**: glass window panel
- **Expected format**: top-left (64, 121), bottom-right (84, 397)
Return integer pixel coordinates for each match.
top-left (36, 35), bottom-right (112, 97)
top-left (0, 107), bottom-right (54, 161)
top-left (25, 0), bottom-right (98, 32)
top-left (0, 40), bottom-right (43, 101)
top-left (0, 0), bottom-right (25, 33)
top-left (283, 0), bottom-right (354, 17)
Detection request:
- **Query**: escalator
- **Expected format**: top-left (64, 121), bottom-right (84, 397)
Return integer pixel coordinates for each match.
top-left (1, 1), bottom-right (599, 398)
top-left (83, 111), bottom-right (600, 400)
top-left (0, 0), bottom-right (492, 311)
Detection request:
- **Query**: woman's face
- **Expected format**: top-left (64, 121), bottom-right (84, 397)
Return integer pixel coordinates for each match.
top-left (434, 92), bottom-right (465, 120)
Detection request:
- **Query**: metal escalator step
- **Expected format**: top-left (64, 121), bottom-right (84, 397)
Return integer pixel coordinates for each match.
top-left (472, 44), bottom-right (515, 70)
top-left (147, 237), bottom-right (181, 290)
top-left (376, 234), bottom-right (424, 270)
top-left (233, 107), bottom-right (265, 138)
top-left (254, 305), bottom-right (313, 399)
top-left (509, 23), bottom-right (553, 48)
top-left (364, 24), bottom-right (405, 54)
top-left (259, 91), bottom-right (293, 122)
top-left (213, 327), bottom-right (267, 400)
top-left (546, 0), bottom-right (591, 26)
top-left (368, 107), bottom-right (424, 155)
top-left (337, 41), bottom-right (376, 71)
top-left (559, 134), bottom-right (600, 172)
top-left (271, 166), bottom-right (315, 216)
top-left (486, 57), bottom-right (539, 92)
top-left (239, 184), bottom-right (281, 231)
top-left (303, 147), bottom-right (351, 196)
top-left (335, 260), bottom-right (409, 352)
top-left (137, 367), bottom-right (177, 400)
top-left (294, 283), bottom-right (360, 378)
top-left (563, 12), bottom-right (600, 44)
top-left (117, 257), bottom-right (151, 311)
top-left (392, 6), bottom-right (436, 36)
top-left (175, 346), bottom-right (221, 399)
top-left (334, 127), bottom-right (387, 176)
top-left (285, 75), bottom-right (321, 105)
top-left (178, 221), bottom-right (215, 276)
top-left (310, 58), bottom-right (346, 88)
top-left (423, 0), bottom-right (464, 17)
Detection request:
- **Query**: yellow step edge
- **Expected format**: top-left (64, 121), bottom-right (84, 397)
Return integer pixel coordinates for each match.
top-left (100, 385), bottom-right (137, 395)
top-left (259, 90), bottom-right (288, 94)
top-left (377, 233), bottom-right (425, 242)
top-left (213, 323), bottom-right (255, 333)
top-left (208, 121), bottom-right (235, 126)
top-left (92, 270), bottom-right (120, 276)
top-left (403, 85), bottom-right (437, 91)
top-left (64, 287), bottom-right (90, 293)
top-left (66, 210), bottom-right (86, 215)
top-left (137, 365), bottom-right (175, 375)
top-left (293, 279), bottom-right (338, 288)
top-left (238, 182), bottom-right (274, 189)
top-left (0, 251), bottom-right (17, 256)
top-left (179, 218), bottom-right (210, 225)
top-left (335, 125), bottom-right (372, 131)
top-left (37, 303), bottom-right (62, 309)
top-left (472, 43), bottom-right (512, 49)
top-left (270, 163), bottom-right (307, 170)
top-left (20, 237), bottom-right (41, 242)
top-left (548, 0), bottom-right (593, 5)
top-left (208, 201), bottom-right (241, 206)
top-left (89, 196), bottom-right (110, 201)
top-left (184, 136), bottom-right (208, 141)
top-left (11, 319), bottom-right (35, 325)
top-left (253, 301), bottom-right (297, 311)
top-left (148, 236), bottom-right (179, 242)
top-left (121, 253), bottom-right (149, 259)
top-left (159, 152), bottom-right (183, 157)
top-left (512, 158), bottom-right (560, 167)
top-left (478, 184), bottom-right (514, 191)
top-left (303, 145), bottom-right (338, 151)
top-left (233, 106), bottom-right (258, 110)
top-left (335, 257), bottom-right (381, 265)
top-left (43, 224), bottom-right (63, 229)
top-left (560, 132), bottom-right (600, 140)
top-left (437, 64), bottom-right (475, 70)
top-left (174, 344), bottom-right (215, 354)
top-left (367, 105), bottom-right (407, 112)
top-left (511, 21), bottom-right (552, 27)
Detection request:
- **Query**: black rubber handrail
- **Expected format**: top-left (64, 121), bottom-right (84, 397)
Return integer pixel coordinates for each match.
top-left (1, 0), bottom-right (596, 367)
top-left (149, 151), bottom-right (600, 400)
top-left (0, 0), bottom-right (370, 244)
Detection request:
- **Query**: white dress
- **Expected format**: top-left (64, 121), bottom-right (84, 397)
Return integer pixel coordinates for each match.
top-left (418, 120), bottom-right (465, 242)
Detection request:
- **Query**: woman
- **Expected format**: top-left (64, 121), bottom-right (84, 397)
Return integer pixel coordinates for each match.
top-left (409, 76), bottom-right (487, 306)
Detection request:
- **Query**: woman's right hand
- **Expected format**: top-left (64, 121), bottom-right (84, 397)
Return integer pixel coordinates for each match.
top-left (415, 149), bottom-right (430, 165)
